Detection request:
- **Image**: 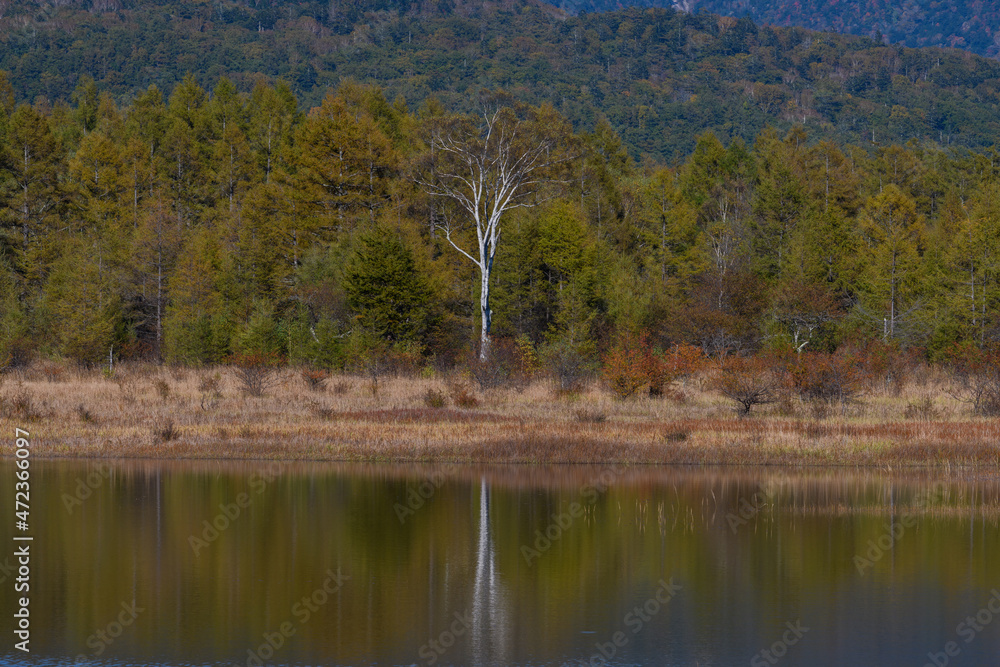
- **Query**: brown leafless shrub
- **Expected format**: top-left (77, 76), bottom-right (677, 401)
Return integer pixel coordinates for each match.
top-left (904, 396), bottom-right (939, 421)
top-left (76, 404), bottom-right (97, 424)
top-left (331, 380), bottom-right (352, 395)
top-left (945, 347), bottom-right (1000, 416)
top-left (711, 355), bottom-right (784, 417)
top-left (114, 373), bottom-right (141, 403)
top-left (199, 371), bottom-right (222, 411)
top-left (448, 381), bottom-right (479, 408)
top-left (423, 388), bottom-right (448, 408)
top-left (809, 401), bottom-right (830, 420)
top-left (574, 408), bottom-right (607, 423)
top-left (468, 338), bottom-right (533, 391)
top-left (307, 400), bottom-right (335, 420)
top-left (5, 383), bottom-right (40, 420)
top-left (152, 378), bottom-right (170, 401)
top-left (199, 371), bottom-right (221, 394)
top-left (41, 361), bottom-right (66, 382)
top-left (228, 353), bottom-right (284, 397)
top-left (152, 420), bottom-right (179, 443)
top-left (663, 429), bottom-right (690, 442)
top-left (663, 387), bottom-right (689, 404)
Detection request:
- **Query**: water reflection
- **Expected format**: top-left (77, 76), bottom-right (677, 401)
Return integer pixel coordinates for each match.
top-left (472, 478), bottom-right (509, 665)
top-left (0, 461), bottom-right (999, 666)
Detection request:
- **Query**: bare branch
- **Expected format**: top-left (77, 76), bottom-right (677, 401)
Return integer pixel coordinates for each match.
top-left (413, 103), bottom-right (575, 354)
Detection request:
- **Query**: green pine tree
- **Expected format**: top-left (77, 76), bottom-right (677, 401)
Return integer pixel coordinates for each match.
top-left (344, 226), bottom-right (431, 344)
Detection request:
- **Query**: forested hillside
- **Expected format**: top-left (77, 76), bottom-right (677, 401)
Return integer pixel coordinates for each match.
top-left (2, 71), bottom-right (1000, 374)
top-left (3, 0), bottom-right (1000, 162)
top-left (550, 0), bottom-right (1000, 60)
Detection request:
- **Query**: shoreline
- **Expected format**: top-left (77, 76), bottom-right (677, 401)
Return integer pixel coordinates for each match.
top-left (4, 415), bottom-right (999, 468)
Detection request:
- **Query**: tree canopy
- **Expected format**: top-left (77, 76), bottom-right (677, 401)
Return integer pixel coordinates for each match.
top-left (1, 73), bottom-right (1000, 370)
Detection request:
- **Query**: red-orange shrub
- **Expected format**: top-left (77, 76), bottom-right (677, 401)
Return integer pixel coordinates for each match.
top-left (663, 343), bottom-right (708, 381)
top-left (788, 350), bottom-right (864, 404)
top-left (301, 368), bottom-right (329, 392)
top-left (851, 340), bottom-right (911, 394)
top-left (601, 332), bottom-right (652, 400)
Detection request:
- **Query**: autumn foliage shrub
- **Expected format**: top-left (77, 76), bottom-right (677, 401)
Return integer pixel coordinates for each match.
top-left (601, 332), bottom-right (653, 400)
top-left (852, 340), bottom-right (912, 394)
top-left (663, 344), bottom-right (709, 382)
top-left (651, 343), bottom-right (709, 398)
top-left (301, 368), bottom-right (329, 392)
top-left (788, 351), bottom-right (864, 404)
top-left (601, 334), bottom-right (701, 399)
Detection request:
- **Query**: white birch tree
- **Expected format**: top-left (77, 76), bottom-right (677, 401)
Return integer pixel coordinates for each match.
top-left (416, 103), bottom-right (571, 358)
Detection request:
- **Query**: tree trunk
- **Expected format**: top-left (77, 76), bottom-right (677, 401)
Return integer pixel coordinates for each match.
top-left (480, 267), bottom-right (492, 361)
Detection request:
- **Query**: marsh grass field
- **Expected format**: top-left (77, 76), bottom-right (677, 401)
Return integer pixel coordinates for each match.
top-left (0, 360), bottom-right (997, 467)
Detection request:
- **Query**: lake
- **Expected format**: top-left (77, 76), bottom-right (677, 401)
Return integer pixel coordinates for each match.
top-left (1, 460), bottom-right (999, 666)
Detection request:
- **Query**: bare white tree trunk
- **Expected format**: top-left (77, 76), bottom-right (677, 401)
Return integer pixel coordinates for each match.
top-left (416, 106), bottom-right (569, 360)
top-left (480, 268), bottom-right (492, 361)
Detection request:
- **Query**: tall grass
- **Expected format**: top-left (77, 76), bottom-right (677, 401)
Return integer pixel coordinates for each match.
top-left (0, 359), bottom-right (994, 467)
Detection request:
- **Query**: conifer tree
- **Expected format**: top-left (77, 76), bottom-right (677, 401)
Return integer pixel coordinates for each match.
top-left (344, 226), bottom-right (431, 344)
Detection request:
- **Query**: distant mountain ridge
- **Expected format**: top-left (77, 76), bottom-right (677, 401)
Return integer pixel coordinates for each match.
top-left (2, 0), bottom-right (1000, 161)
top-left (544, 0), bottom-right (1000, 58)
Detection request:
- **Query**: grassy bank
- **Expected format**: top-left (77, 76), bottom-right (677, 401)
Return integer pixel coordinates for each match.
top-left (0, 362), bottom-right (997, 467)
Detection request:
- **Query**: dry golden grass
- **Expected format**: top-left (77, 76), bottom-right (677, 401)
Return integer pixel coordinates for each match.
top-left (0, 361), bottom-right (997, 467)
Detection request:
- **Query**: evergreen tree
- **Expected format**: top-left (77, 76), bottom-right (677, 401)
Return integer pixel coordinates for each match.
top-left (853, 184), bottom-right (927, 342)
top-left (344, 226), bottom-right (431, 344)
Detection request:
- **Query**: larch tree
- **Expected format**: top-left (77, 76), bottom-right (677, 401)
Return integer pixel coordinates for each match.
top-left (416, 100), bottom-right (573, 358)
top-left (856, 184), bottom-right (925, 341)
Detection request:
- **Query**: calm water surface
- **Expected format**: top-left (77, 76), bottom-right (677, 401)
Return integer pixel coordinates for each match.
top-left (1, 460), bottom-right (999, 666)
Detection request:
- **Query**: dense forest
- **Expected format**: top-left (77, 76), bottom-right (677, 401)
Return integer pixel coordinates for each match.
top-left (552, 0), bottom-right (1000, 60)
top-left (2, 68), bottom-right (1000, 378)
top-left (3, 0), bottom-right (1000, 162)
